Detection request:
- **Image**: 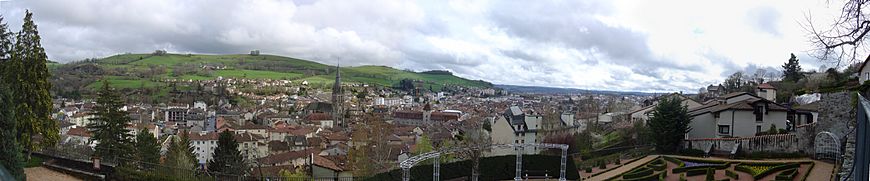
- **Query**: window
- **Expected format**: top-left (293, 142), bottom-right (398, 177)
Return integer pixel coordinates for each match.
top-left (718, 125), bottom-right (730, 134)
top-left (756, 125), bottom-right (762, 133)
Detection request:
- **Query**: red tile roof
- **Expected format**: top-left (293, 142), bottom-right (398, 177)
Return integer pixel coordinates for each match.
top-left (67, 127), bottom-right (91, 137)
top-left (260, 148), bottom-right (320, 165)
top-left (305, 113), bottom-right (332, 121)
top-left (313, 155), bottom-right (343, 171)
top-left (757, 83), bottom-right (776, 89)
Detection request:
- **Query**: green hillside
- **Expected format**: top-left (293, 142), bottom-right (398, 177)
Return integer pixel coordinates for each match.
top-left (55, 53), bottom-right (491, 92)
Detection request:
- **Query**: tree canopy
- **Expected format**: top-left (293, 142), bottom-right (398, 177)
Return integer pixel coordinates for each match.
top-left (208, 131), bottom-right (246, 175)
top-left (782, 53), bottom-right (804, 82)
top-left (89, 80), bottom-right (134, 163)
top-left (646, 96), bottom-right (692, 153)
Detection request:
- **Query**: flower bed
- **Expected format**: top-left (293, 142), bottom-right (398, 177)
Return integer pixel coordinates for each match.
top-left (734, 162), bottom-right (800, 180)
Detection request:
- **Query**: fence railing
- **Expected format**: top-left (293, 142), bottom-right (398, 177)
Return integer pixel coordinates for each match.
top-left (36, 146), bottom-right (365, 181)
top-left (849, 93), bottom-right (870, 181)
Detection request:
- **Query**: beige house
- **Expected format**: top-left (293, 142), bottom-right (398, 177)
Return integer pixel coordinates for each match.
top-left (630, 93), bottom-right (703, 124)
top-left (490, 106), bottom-right (541, 155)
top-left (687, 92), bottom-right (789, 138)
top-left (860, 55), bottom-right (870, 83)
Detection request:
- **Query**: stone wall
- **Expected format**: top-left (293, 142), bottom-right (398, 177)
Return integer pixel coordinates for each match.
top-left (814, 91), bottom-right (857, 180)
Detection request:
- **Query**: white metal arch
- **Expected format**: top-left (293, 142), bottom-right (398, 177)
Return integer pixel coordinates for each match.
top-left (399, 143), bottom-right (570, 181)
top-left (815, 131), bottom-right (841, 163)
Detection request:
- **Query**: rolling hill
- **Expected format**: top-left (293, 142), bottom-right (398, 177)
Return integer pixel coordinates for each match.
top-left (50, 53), bottom-right (492, 95)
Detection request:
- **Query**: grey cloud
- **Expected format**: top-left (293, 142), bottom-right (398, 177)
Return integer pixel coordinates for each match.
top-left (746, 6), bottom-right (782, 37)
top-left (487, 0), bottom-right (704, 80)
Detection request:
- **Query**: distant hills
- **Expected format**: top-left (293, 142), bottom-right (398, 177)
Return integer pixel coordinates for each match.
top-left (495, 84), bottom-right (657, 96)
top-left (50, 53), bottom-right (491, 90)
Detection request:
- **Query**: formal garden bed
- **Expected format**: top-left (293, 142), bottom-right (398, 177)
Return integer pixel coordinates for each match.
top-left (604, 156), bottom-right (815, 181)
top-left (577, 147), bottom-right (652, 179)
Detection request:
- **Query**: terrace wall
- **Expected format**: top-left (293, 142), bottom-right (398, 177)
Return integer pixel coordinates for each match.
top-left (684, 134), bottom-right (801, 154)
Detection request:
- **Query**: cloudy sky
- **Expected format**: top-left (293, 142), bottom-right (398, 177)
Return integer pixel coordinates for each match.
top-left (0, 0), bottom-right (848, 92)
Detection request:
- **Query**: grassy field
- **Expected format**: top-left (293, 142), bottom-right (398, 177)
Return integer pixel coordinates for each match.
top-left (69, 53), bottom-right (491, 91)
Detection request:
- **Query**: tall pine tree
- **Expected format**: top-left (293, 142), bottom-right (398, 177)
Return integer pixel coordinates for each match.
top-left (133, 128), bottom-right (160, 170)
top-left (5, 10), bottom-right (58, 159)
top-left (782, 53), bottom-right (804, 82)
top-left (646, 96), bottom-right (692, 153)
top-left (0, 82), bottom-right (24, 180)
top-left (165, 131), bottom-right (197, 177)
top-left (208, 131), bottom-right (246, 175)
top-left (88, 80), bottom-right (133, 164)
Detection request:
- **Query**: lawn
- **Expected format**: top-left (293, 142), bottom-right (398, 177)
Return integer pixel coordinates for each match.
top-left (24, 157), bottom-right (45, 168)
top-left (212, 69), bottom-right (301, 80)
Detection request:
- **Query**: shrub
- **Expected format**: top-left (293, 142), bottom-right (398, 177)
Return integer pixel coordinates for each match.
top-left (680, 149), bottom-right (706, 157)
top-left (585, 167), bottom-right (592, 173)
top-left (735, 162), bottom-right (801, 180)
top-left (725, 169), bottom-right (739, 179)
top-left (679, 174), bottom-right (687, 181)
top-left (705, 168), bottom-right (714, 181)
top-left (598, 161), bottom-right (606, 169)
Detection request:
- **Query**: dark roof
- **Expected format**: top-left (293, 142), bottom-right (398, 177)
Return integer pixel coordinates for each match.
top-left (268, 141), bottom-right (291, 152)
top-left (260, 148), bottom-right (320, 165)
top-left (720, 92), bottom-right (752, 99)
top-left (690, 98), bottom-right (788, 117)
top-left (305, 102), bottom-right (333, 113)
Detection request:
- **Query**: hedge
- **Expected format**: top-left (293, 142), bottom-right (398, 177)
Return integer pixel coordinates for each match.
top-left (775, 168), bottom-right (798, 180)
top-left (647, 159), bottom-right (666, 171)
top-left (686, 168), bottom-right (708, 177)
top-left (725, 169), bottom-right (739, 179)
top-left (672, 163), bottom-right (729, 173)
top-left (705, 168), bottom-right (714, 181)
top-left (735, 162), bottom-right (801, 180)
top-left (663, 156), bottom-right (684, 167)
top-left (621, 172), bottom-right (664, 181)
top-left (622, 167), bottom-right (653, 179)
top-left (365, 154), bottom-right (580, 181)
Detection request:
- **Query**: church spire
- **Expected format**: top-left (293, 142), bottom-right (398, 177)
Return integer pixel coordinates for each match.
top-left (331, 58), bottom-right (345, 128)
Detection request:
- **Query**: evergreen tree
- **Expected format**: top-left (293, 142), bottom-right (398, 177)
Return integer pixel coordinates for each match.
top-left (4, 10), bottom-right (58, 159)
top-left (646, 96), bottom-right (692, 153)
top-left (0, 83), bottom-right (24, 180)
top-left (88, 80), bottom-right (133, 164)
top-left (208, 131), bottom-right (246, 175)
top-left (164, 132), bottom-right (197, 176)
top-left (782, 53), bottom-right (804, 82)
top-left (133, 128), bottom-right (160, 170)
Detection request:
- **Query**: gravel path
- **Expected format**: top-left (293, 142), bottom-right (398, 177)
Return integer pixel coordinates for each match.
top-left (24, 166), bottom-right (82, 181)
top-left (586, 155), bottom-right (658, 181)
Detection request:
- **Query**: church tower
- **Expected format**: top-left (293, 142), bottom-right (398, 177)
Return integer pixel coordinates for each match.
top-left (332, 63), bottom-right (345, 128)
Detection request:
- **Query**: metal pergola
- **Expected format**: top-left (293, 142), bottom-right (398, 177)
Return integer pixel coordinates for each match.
top-left (398, 143), bottom-right (570, 181)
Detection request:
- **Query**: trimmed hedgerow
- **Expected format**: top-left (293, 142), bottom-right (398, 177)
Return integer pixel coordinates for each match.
top-left (686, 168), bottom-right (708, 177)
top-left (725, 169), bottom-right (739, 179)
top-left (622, 167), bottom-right (654, 179)
top-left (775, 168), bottom-right (798, 180)
top-left (647, 159), bottom-right (666, 171)
top-left (672, 162), bottom-right (729, 173)
top-left (664, 156), bottom-right (684, 166)
top-left (621, 171), bottom-right (664, 181)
